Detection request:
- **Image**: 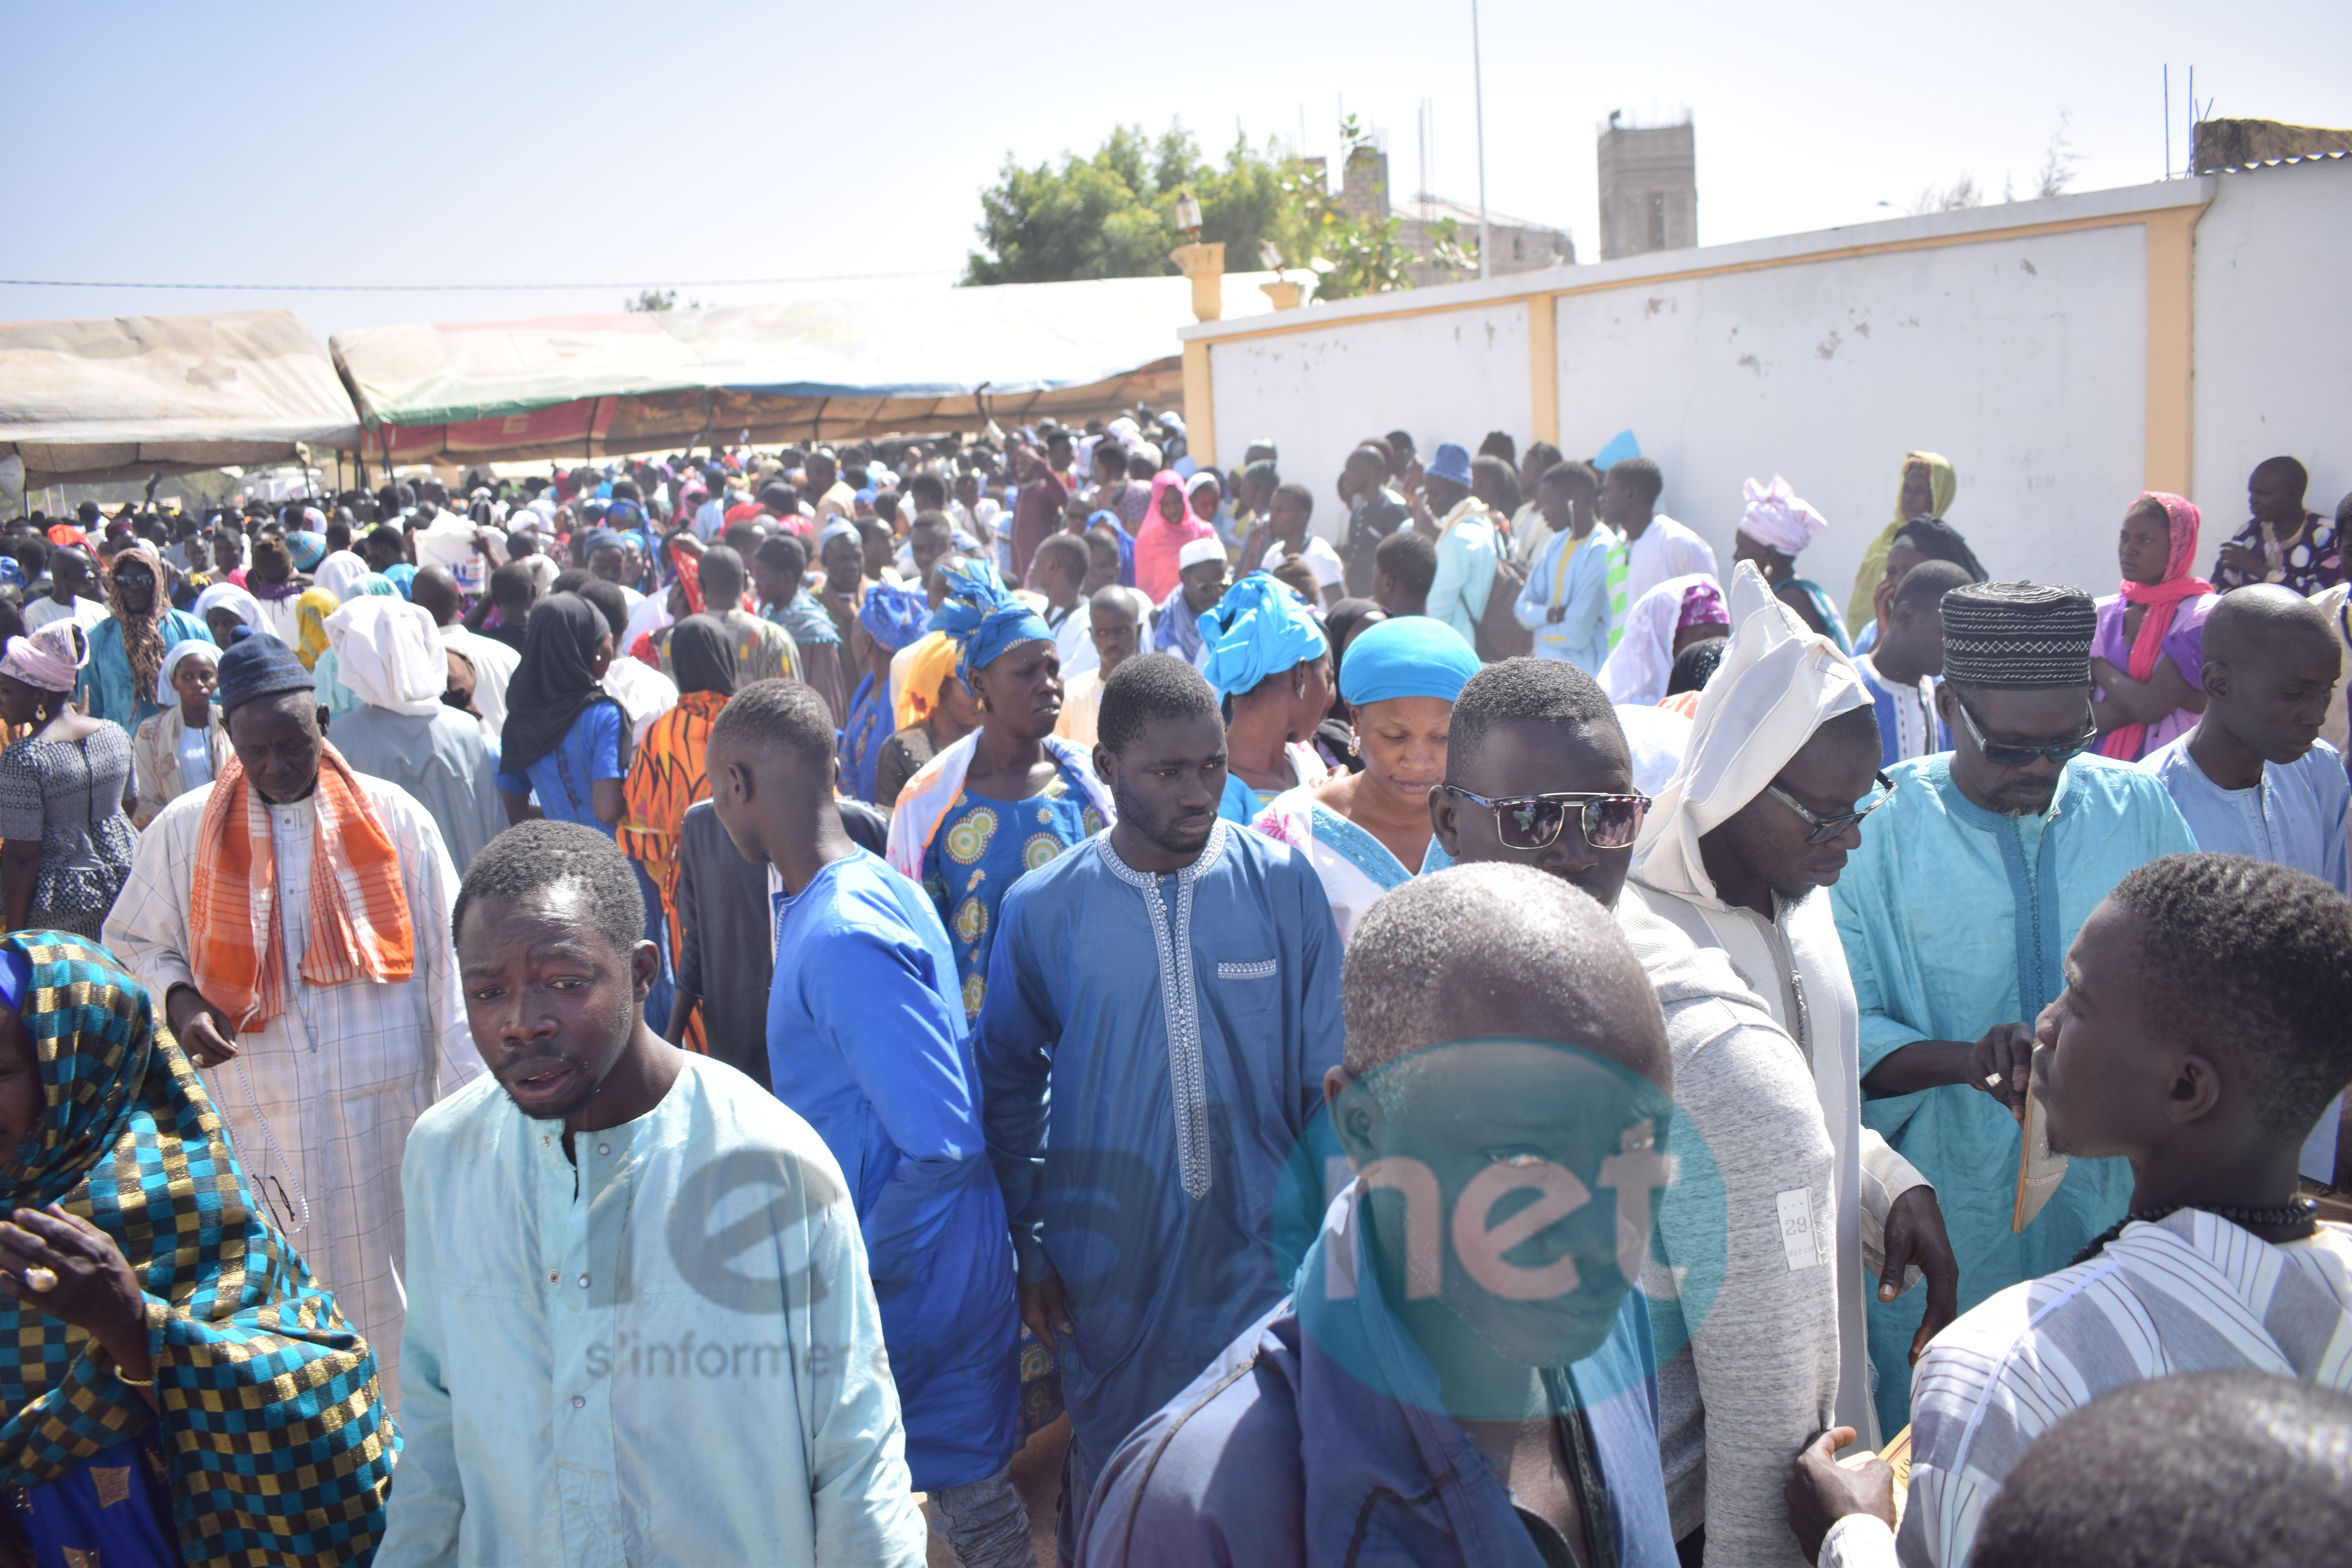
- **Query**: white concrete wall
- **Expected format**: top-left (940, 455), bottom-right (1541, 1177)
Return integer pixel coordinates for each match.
top-left (1555, 222), bottom-right (2150, 619)
top-left (2192, 156), bottom-right (2352, 549)
top-left (1207, 301), bottom-right (1532, 545)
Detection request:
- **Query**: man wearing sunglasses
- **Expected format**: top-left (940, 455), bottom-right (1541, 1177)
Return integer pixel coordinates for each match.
top-left (1431, 634), bottom-right (1944, 1568)
top-left (1625, 565), bottom-right (1958, 1567)
top-left (1830, 580), bottom-right (2197, 1439)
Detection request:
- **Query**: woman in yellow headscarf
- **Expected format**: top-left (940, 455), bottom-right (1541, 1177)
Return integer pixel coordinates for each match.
top-left (873, 630), bottom-right (977, 809)
top-left (1847, 452), bottom-right (1958, 630)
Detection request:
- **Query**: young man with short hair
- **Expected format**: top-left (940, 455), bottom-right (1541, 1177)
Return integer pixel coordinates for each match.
top-left (1514, 461), bottom-right (1613, 672)
top-left (2211, 453), bottom-right (2344, 593)
top-left (22, 544), bottom-right (107, 635)
top-left (2141, 582), bottom-right (2348, 1181)
top-left (1256, 482), bottom-right (1344, 607)
top-left (1053, 584), bottom-right (1140, 748)
top-left (1371, 528), bottom-right (1437, 620)
top-left (1789, 853), bottom-right (2352, 1568)
top-left (1599, 456), bottom-right (1717, 645)
top-left (1033, 533), bottom-right (1099, 677)
top-left (1081, 864), bottom-right (1680, 1566)
top-left (1339, 443), bottom-right (1412, 598)
top-left (1852, 560), bottom-right (1969, 766)
top-left (381, 819), bottom-right (925, 1566)
top-left (977, 653), bottom-right (1344, 1544)
top-left (705, 682), bottom-right (1031, 1568)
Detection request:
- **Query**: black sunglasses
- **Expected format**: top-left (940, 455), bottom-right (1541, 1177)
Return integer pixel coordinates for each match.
top-left (1764, 772), bottom-right (1897, 845)
top-left (1951, 695), bottom-right (2095, 768)
top-left (1439, 785), bottom-right (1652, 851)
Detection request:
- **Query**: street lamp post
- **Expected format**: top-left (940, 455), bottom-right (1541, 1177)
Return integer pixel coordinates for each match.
top-left (1471, 0), bottom-right (1490, 279)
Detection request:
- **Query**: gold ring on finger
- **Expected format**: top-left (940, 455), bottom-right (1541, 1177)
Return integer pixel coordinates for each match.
top-left (21, 1266), bottom-right (56, 1293)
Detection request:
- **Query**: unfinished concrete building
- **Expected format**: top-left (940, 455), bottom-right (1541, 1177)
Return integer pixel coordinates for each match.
top-left (1597, 113), bottom-right (1697, 261)
top-left (1336, 146), bottom-right (1573, 287)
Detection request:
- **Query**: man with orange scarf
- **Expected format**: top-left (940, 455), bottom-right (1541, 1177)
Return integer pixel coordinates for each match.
top-left (103, 630), bottom-right (477, 1414)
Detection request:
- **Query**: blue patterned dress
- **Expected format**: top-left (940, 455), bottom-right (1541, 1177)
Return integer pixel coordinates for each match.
top-left (922, 757), bottom-right (1105, 1020)
top-left (838, 672), bottom-right (894, 803)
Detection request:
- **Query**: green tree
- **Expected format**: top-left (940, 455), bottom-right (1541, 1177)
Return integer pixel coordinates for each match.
top-left (1285, 116), bottom-right (1474, 301)
top-left (962, 122), bottom-right (1309, 285)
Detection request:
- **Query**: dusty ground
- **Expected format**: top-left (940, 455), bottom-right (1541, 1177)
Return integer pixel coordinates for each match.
top-left (921, 1414), bottom-right (1071, 1566)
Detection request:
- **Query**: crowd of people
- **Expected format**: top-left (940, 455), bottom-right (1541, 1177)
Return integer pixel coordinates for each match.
top-left (0, 412), bottom-right (2345, 1568)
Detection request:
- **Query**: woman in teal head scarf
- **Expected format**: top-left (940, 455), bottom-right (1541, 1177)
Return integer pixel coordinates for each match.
top-left (892, 560), bottom-right (1115, 1019)
top-left (0, 931), bottom-right (393, 1566)
top-left (1201, 573), bottom-right (1332, 824)
top-left (1247, 613), bottom-right (1481, 943)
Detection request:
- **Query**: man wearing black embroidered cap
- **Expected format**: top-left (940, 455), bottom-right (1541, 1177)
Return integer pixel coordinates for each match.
top-left (1828, 581), bottom-right (2200, 1438)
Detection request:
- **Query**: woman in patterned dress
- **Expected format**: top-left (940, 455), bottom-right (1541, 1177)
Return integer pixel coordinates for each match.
top-left (884, 562), bottom-right (1113, 1021)
top-left (0, 622), bottom-right (136, 939)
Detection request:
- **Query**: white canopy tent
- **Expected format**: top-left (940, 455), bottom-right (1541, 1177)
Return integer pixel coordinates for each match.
top-left (0, 310), bottom-right (360, 489)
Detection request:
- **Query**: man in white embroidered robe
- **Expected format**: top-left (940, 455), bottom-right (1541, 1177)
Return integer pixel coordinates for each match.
top-left (104, 633), bottom-right (476, 1413)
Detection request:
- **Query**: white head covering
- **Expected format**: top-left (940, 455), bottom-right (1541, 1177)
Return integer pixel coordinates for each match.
top-left (1630, 561), bottom-right (1871, 904)
top-left (154, 638), bottom-right (220, 707)
top-left (1736, 475), bottom-right (1828, 557)
top-left (323, 597), bottom-right (447, 718)
top-left (1595, 572), bottom-right (1720, 708)
top-left (192, 582), bottom-right (266, 632)
top-left (315, 550), bottom-right (372, 604)
top-left (1177, 537), bottom-right (1225, 571)
top-left (1613, 703), bottom-right (1694, 799)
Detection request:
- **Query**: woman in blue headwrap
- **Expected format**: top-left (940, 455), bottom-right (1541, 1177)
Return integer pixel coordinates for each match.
top-left (1247, 615), bottom-right (1482, 944)
top-left (1200, 573), bottom-right (1331, 824)
top-left (841, 583), bottom-right (929, 804)
top-left (883, 561), bottom-right (1114, 1019)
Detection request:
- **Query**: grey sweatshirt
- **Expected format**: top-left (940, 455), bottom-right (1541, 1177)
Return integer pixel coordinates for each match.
top-left (1619, 887), bottom-right (1842, 1568)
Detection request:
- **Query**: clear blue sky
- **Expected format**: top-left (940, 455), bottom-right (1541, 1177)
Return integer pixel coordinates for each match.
top-left (7, 0), bottom-right (2346, 338)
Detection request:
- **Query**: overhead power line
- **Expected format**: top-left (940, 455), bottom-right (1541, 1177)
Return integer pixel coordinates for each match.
top-left (0, 268), bottom-right (960, 293)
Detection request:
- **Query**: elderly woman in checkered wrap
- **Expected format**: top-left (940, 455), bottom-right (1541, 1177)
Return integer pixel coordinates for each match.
top-left (0, 931), bottom-right (392, 1566)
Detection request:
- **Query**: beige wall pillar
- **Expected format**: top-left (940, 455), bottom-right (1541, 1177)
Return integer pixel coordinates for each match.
top-left (1169, 243), bottom-right (1226, 322)
top-left (1528, 293), bottom-right (1559, 447)
top-left (2142, 205), bottom-right (2205, 497)
top-left (1181, 339), bottom-right (1216, 471)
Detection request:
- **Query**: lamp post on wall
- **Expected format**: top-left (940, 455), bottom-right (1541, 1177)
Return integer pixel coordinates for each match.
top-left (1168, 186), bottom-right (1224, 323)
top-left (1471, 0), bottom-right (1490, 279)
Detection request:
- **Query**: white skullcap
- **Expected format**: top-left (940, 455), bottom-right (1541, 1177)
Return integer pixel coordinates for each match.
top-left (1178, 537), bottom-right (1226, 570)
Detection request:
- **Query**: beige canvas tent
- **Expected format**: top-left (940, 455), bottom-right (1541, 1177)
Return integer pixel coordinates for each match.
top-left (330, 272), bottom-right (1276, 466)
top-left (0, 310), bottom-right (361, 488)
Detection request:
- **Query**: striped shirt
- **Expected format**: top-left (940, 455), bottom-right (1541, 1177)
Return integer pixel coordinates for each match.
top-left (1822, 1209), bottom-right (2352, 1566)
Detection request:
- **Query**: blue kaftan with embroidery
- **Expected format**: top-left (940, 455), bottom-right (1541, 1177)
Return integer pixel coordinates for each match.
top-left (975, 820), bottom-right (1345, 1469)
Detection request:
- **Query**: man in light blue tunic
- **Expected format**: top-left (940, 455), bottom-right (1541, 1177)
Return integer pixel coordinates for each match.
top-left (1830, 582), bottom-right (2197, 1436)
top-left (977, 653), bottom-right (1346, 1552)
top-left (706, 679), bottom-right (1029, 1568)
top-left (383, 820), bottom-right (924, 1568)
top-left (2140, 584), bottom-right (2348, 1182)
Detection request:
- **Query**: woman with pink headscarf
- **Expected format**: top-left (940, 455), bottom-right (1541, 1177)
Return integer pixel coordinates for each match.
top-left (2092, 491), bottom-right (2218, 760)
top-left (1131, 469), bottom-right (1216, 603)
